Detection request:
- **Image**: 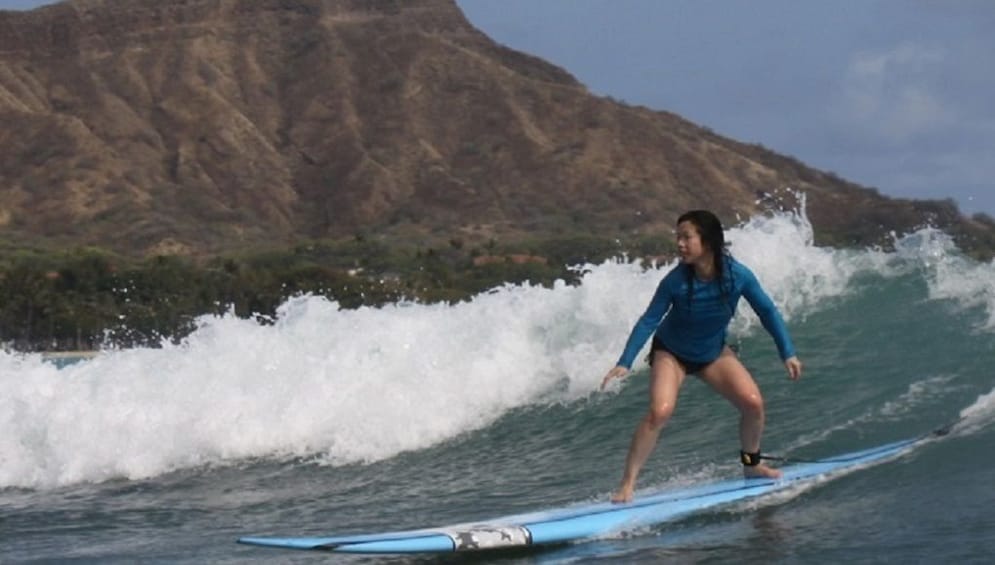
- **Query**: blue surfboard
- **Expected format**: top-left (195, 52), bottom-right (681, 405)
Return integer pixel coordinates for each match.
top-left (238, 430), bottom-right (943, 554)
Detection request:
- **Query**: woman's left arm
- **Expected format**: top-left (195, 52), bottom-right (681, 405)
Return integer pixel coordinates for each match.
top-left (741, 269), bottom-right (802, 379)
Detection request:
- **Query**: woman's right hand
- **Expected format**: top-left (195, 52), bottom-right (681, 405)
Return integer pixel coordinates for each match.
top-left (600, 366), bottom-right (629, 390)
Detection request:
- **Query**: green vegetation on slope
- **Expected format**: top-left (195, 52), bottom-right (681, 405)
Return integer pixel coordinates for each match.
top-left (0, 234), bottom-right (676, 352)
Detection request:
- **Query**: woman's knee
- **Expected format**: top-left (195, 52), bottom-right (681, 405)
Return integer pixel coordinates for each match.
top-left (738, 392), bottom-right (765, 418)
top-left (646, 402), bottom-right (675, 428)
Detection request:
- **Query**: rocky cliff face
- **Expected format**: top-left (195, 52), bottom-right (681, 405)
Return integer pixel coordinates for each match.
top-left (1, 0), bottom-right (990, 257)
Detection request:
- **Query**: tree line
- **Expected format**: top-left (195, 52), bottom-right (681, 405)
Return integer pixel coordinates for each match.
top-left (0, 234), bottom-right (674, 352)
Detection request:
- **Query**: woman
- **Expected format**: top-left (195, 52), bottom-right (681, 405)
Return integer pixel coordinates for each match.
top-left (601, 210), bottom-right (803, 503)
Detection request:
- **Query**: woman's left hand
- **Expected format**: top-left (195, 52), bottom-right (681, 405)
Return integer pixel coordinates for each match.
top-left (784, 356), bottom-right (803, 381)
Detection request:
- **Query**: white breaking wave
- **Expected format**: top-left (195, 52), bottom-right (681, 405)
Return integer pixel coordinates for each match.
top-left (0, 206), bottom-right (987, 489)
top-left (955, 387), bottom-right (995, 436)
top-left (893, 228), bottom-right (995, 330)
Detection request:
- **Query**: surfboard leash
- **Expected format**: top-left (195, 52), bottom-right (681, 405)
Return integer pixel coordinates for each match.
top-left (756, 417), bottom-right (962, 465)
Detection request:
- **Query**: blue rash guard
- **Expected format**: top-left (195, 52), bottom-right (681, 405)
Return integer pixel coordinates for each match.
top-left (616, 256), bottom-right (796, 369)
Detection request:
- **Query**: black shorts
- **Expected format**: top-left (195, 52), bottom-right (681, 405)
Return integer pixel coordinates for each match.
top-left (647, 339), bottom-right (713, 375)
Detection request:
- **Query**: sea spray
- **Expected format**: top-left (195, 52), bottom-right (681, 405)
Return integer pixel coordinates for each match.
top-left (894, 228), bottom-right (995, 330)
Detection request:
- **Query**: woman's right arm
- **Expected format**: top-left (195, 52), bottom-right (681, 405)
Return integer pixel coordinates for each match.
top-left (603, 275), bottom-right (674, 387)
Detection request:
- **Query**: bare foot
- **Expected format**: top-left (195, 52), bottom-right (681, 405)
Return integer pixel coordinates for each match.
top-left (743, 463), bottom-right (783, 480)
top-left (610, 484), bottom-right (634, 504)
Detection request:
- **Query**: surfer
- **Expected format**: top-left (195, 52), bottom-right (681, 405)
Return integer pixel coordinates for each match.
top-left (601, 210), bottom-right (803, 503)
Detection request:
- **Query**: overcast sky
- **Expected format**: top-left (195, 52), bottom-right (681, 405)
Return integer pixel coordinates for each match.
top-left (4, 0), bottom-right (993, 216)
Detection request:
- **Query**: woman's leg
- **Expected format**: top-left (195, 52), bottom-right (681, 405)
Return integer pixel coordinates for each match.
top-left (611, 351), bottom-right (687, 503)
top-left (698, 346), bottom-right (782, 479)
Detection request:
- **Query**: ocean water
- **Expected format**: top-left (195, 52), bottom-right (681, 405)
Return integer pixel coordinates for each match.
top-left (3, 209), bottom-right (994, 564)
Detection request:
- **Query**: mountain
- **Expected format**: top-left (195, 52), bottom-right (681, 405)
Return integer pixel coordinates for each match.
top-left (1, 0), bottom-right (992, 258)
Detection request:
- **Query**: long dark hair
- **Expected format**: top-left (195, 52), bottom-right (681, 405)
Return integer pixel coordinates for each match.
top-left (678, 210), bottom-right (733, 313)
